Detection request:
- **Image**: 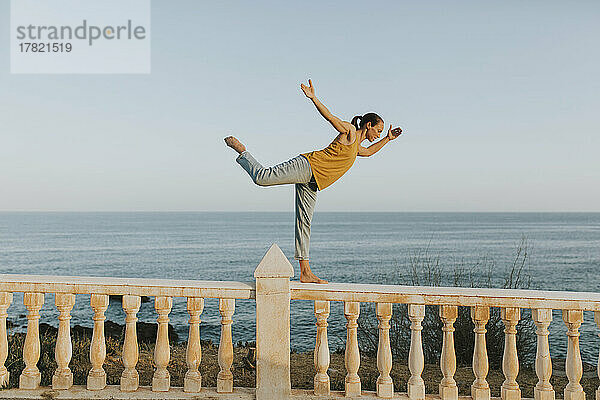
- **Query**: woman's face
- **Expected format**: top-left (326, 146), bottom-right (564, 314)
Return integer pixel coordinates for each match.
top-left (365, 120), bottom-right (385, 142)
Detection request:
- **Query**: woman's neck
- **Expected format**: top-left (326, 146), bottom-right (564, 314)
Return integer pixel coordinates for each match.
top-left (357, 128), bottom-right (366, 143)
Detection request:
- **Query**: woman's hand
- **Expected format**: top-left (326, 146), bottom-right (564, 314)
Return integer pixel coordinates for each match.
top-left (387, 125), bottom-right (403, 140)
top-left (300, 79), bottom-right (315, 99)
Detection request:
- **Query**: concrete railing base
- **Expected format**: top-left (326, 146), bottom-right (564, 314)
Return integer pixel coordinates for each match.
top-left (0, 386), bottom-right (255, 400)
top-left (0, 386), bottom-right (538, 400)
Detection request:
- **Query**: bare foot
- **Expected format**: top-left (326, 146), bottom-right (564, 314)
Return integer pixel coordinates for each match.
top-left (224, 136), bottom-right (246, 154)
top-left (300, 272), bottom-right (328, 284)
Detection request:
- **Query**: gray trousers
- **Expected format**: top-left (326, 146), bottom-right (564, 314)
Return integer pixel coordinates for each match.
top-left (236, 151), bottom-right (317, 260)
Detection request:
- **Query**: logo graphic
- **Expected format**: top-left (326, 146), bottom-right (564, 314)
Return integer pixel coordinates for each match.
top-left (11, 0), bottom-right (151, 74)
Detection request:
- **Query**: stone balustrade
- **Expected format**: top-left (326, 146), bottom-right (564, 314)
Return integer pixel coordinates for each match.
top-left (0, 243), bottom-right (600, 399)
top-left (0, 271), bottom-right (254, 398)
top-left (291, 282), bottom-right (600, 400)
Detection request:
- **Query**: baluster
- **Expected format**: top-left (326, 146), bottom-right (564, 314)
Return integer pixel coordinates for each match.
top-left (563, 309), bottom-right (585, 400)
top-left (52, 293), bottom-right (76, 389)
top-left (120, 295), bottom-right (141, 392)
top-left (0, 292), bottom-right (13, 387)
top-left (217, 298), bottom-right (235, 393)
top-left (19, 292), bottom-right (44, 389)
top-left (344, 301), bottom-right (361, 397)
top-left (88, 294), bottom-right (109, 390)
top-left (471, 306), bottom-right (490, 400)
top-left (595, 312), bottom-right (600, 400)
top-left (408, 304), bottom-right (425, 400)
top-left (439, 305), bottom-right (458, 400)
top-left (184, 297), bottom-right (204, 393)
top-left (532, 309), bottom-right (554, 400)
top-left (314, 300), bottom-right (330, 396)
top-left (501, 307), bottom-right (521, 400)
top-left (152, 296), bottom-right (173, 392)
top-left (376, 303), bottom-right (394, 398)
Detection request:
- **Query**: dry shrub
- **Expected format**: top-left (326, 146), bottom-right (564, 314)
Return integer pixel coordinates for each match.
top-left (358, 237), bottom-right (537, 369)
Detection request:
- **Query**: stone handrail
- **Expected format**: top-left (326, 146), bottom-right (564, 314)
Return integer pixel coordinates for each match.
top-left (290, 282), bottom-right (600, 310)
top-left (0, 274), bottom-right (255, 299)
top-left (0, 243), bottom-right (599, 400)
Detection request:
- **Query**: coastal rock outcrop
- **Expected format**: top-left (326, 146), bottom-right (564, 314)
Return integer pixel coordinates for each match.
top-left (38, 320), bottom-right (179, 344)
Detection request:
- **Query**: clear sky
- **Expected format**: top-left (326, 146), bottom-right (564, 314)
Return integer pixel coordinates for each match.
top-left (1, 1), bottom-right (598, 212)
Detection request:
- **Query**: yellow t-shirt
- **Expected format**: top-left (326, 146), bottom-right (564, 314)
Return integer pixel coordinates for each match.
top-left (301, 139), bottom-right (359, 190)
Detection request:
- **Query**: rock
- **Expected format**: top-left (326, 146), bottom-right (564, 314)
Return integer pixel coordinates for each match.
top-left (72, 325), bottom-right (93, 337)
top-left (105, 320), bottom-right (124, 339)
top-left (39, 320), bottom-right (179, 344)
top-left (136, 321), bottom-right (179, 344)
top-left (39, 322), bottom-right (58, 337)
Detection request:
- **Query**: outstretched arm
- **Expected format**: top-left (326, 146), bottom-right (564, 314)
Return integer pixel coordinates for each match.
top-left (358, 125), bottom-right (403, 157)
top-left (301, 79), bottom-right (353, 134)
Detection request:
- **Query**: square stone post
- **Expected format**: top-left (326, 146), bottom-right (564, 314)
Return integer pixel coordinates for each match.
top-left (254, 244), bottom-right (294, 400)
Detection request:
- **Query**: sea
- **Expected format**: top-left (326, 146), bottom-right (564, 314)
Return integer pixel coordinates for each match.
top-left (0, 212), bottom-right (599, 362)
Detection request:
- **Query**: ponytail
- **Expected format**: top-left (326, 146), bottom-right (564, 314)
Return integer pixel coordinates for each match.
top-left (350, 112), bottom-right (383, 130)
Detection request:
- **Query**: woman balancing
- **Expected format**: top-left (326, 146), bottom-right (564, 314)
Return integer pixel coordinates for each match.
top-left (224, 79), bottom-right (403, 284)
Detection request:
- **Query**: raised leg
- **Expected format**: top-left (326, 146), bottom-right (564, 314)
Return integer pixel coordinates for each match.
top-left (236, 151), bottom-right (313, 187)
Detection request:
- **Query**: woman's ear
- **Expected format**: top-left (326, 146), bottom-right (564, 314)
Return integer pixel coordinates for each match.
top-left (365, 122), bottom-right (372, 130)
